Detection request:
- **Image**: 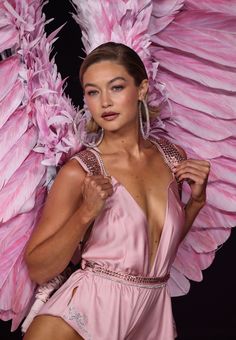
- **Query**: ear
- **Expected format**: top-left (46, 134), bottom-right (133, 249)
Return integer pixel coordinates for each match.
top-left (138, 79), bottom-right (149, 101)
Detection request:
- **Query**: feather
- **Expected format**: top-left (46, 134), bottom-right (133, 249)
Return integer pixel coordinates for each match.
top-left (153, 48), bottom-right (236, 92)
top-left (185, 0), bottom-right (236, 16)
top-left (0, 126), bottom-right (37, 190)
top-left (163, 103), bottom-right (235, 141)
top-left (168, 267), bottom-right (190, 296)
top-left (164, 124), bottom-right (236, 159)
top-left (0, 56), bottom-right (20, 102)
top-left (157, 70), bottom-right (236, 119)
top-left (173, 246), bottom-right (214, 281)
top-left (152, 20), bottom-right (236, 68)
top-left (0, 80), bottom-right (25, 129)
top-left (150, 0), bottom-right (184, 33)
top-left (0, 152), bottom-right (46, 223)
top-left (0, 108), bottom-right (28, 162)
top-left (0, 26), bottom-right (18, 53)
top-left (0, 188), bottom-right (45, 329)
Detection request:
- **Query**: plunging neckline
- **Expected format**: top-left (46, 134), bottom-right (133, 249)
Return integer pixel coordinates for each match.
top-left (89, 145), bottom-right (177, 274)
top-left (111, 175), bottom-right (175, 274)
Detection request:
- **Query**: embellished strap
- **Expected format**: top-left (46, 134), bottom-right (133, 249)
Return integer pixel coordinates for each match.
top-left (149, 137), bottom-right (186, 169)
top-left (71, 149), bottom-right (103, 176)
top-left (83, 261), bottom-right (169, 288)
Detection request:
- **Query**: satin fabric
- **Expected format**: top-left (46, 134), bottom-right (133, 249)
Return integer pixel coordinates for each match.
top-left (38, 155), bottom-right (185, 340)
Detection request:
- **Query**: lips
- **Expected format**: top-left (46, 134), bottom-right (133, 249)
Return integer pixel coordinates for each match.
top-left (101, 111), bottom-right (120, 121)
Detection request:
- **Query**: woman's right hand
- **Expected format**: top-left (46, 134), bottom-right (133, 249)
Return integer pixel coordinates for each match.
top-left (81, 174), bottom-right (113, 219)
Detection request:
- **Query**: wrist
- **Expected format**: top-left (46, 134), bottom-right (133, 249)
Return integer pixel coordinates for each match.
top-left (188, 195), bottom-right (206, 208)
top-left (78, 203), bottom-right (96, 226)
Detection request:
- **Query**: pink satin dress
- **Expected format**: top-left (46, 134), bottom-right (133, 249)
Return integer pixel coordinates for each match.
top-left (38, 138), bottom-right (185, 340)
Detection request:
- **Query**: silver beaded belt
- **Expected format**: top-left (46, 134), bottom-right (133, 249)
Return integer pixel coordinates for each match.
top-left (82, 261), bottom-right (169, 288)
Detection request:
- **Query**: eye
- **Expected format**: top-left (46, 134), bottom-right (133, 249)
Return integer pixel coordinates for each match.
top-left (111, 85), bottom-right (124, 92)
top-left (86, 90), bottom-right (98, 96)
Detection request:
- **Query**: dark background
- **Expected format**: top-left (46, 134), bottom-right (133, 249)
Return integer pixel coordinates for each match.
top-left (1, 1), bottom-right (235, 339)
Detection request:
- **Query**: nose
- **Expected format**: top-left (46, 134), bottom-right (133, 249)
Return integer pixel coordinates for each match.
top-left (101, 90), bottom-right (112, 108)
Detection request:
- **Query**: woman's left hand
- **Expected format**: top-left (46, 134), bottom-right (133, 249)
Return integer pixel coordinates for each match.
top-left (173, 160), bottom-right (211, 204)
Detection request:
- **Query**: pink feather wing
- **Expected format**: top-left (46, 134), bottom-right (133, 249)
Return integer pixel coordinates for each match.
top-left (150, 0), bottom-right (236, 295)
top-left (74, 0), bottom-right (236, 298)
top-left (0, 0), bottom-right (79, 330)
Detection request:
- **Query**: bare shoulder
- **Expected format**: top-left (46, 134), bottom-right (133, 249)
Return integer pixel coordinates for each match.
top-left (38, 158), bottom-right (88, 224)
top-left (53, 158), bottom-right (87, 187)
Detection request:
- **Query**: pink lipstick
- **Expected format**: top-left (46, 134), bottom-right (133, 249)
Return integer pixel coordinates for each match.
top-left (101, 111), bottom-right (119, 121)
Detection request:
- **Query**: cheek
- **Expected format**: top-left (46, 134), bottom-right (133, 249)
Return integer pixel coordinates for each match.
top-left (119, 89), bottom-right (139, 108)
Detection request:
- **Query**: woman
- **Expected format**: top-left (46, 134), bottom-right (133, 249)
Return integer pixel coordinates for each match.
top-left (23, 42), bottom-right (210, 340)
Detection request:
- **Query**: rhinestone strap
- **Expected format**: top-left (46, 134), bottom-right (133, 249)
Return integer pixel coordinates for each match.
top-left (71, 149), bottom-right (102, 175)
top-left (149, 137), bottom-right (186, 170)
top-left (83, 261), bottom-right (169, 285)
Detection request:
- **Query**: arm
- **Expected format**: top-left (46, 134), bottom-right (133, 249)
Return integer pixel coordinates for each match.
top-left (173, 158), bottom-right (210, 238)
top-left (24, 159), bottom-right (113, 285)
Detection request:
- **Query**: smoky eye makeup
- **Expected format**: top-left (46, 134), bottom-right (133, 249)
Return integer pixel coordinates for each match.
top-left (111, 84), bottom-right (125, 91)
top-left (86, 89), bottom-right (99, 96)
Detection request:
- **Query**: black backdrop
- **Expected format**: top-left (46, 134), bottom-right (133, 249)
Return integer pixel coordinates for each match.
top-left (1, 1), bottom-right (236, 339)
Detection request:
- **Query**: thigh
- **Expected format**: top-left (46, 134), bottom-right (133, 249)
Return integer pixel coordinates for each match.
top-left (23, 315), bottom-right (84, 340)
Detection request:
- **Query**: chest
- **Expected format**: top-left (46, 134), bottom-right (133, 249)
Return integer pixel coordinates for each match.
top-left (104, 154), bottom-right (175, 227)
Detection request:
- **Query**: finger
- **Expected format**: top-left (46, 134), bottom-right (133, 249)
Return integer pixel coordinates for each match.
top-left (99, 188), bottom-right (113, 199)
top-left (84, 174), bottom-right (104, 186)
top-left (175, 160), bottom-right (211, 171)
top-left (174, 160), bottom-right (210, 172)
top-left (95, 178), bottom-right (113, 186)
top-left (105, 187), bottom-right (114, 196)
top-left (174, 166), bottom-right (209, 179)
top-left (92, 180), bottom-right (113, 192)
top-left (99, 191), bottom-right (109, 199)
top-left (183, 159), bottom-right (211, 167)
top-left (99, 183), bottom-right (113, 193)
top-left (178, 173), bottom-right (207, 185)
top-left (84, 177), bottom-right (107, 189)
top-left (89, 176), bottom-right (112, 186)
top-left (99, 183), bottom-right (113, 191)
top-left (174, 166), bottom-right (210, 180)
top-left (104, 175), bottom-right (112, 181)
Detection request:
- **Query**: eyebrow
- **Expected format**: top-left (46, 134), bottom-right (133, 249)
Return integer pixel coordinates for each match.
top-left (84, 76), bottom-right (127, 89)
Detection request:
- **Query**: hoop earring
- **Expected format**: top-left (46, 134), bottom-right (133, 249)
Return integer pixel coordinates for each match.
top-left (75, 109), bottom-right (104, 148)
top-left (81, 128), bottom-right (104, 148)
top-left (139, 99), bottom-right (150, 139)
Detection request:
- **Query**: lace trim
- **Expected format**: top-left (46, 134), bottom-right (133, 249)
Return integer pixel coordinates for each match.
top-left (63, 306), bottom-right (91, 340)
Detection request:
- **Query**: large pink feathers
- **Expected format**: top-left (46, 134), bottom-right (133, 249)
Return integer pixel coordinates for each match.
top-left (0, 0), bottom-right (79, 330)
top-left (0, 189), bottom-right (45, 330)
top-left (150, 0), bottom-right (236, 296)
top-left (185, 0), bottom-right (236, 15)
top-left (74, 0), bottom-right (236, 298)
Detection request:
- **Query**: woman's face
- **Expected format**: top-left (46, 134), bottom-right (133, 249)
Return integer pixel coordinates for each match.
top-left (82, 60), bottom-right (148, 133)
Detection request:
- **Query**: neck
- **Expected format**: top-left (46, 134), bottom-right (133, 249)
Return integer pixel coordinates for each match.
top-left (99, 127), bottom-right (148, 156)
